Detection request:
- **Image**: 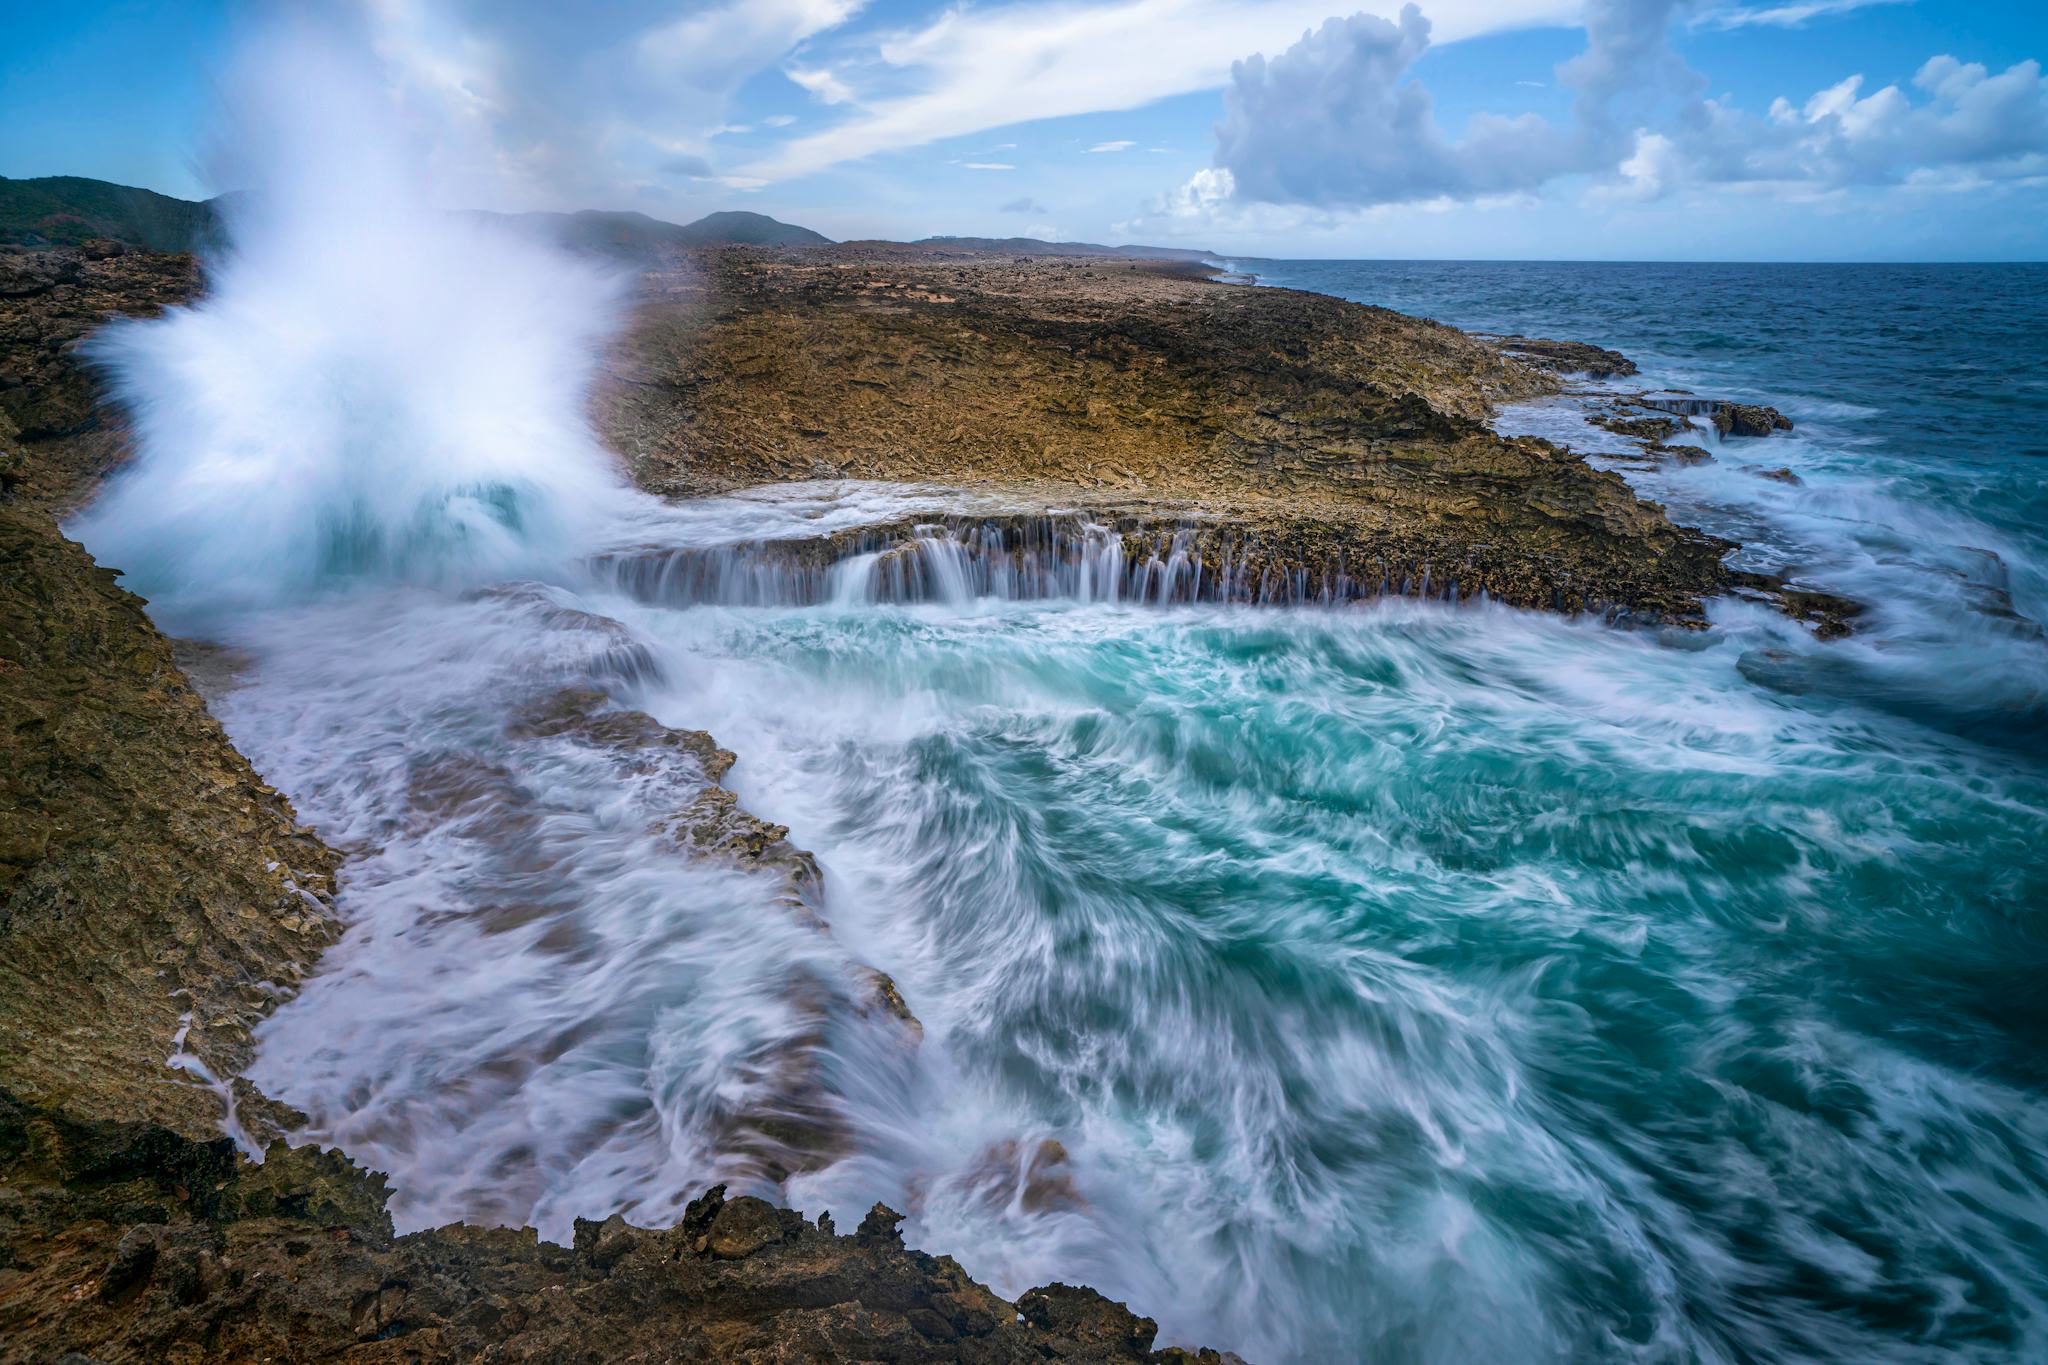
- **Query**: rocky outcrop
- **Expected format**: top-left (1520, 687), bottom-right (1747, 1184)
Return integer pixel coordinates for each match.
top-left (600, 249), bottom-right (1739, 624)
top-left (1593, 408), bottom-right (1683, 443)
top-left (1, 248), bottom-right (338, 1143)
top-left (597, 500), bottom-right (1731, 621)
top-left (0, 1091), bottom-right (1244, 1364)
top-left (1486, 334), bottom-right (1639, 379)
top-left (0, 248), bottom-right (195, 449)
top-left (1712, 403), bottom-right (1794, 438)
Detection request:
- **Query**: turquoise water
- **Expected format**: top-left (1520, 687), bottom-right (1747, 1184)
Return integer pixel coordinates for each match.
top-left (624, 589), bottom-right (2048, 1363)
top-left (90, 251), bottom-right (2048, 1363)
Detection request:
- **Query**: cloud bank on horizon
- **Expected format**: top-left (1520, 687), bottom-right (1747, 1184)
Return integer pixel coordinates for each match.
top-left (4, 0), bottom-right (2044, 258)
top-left (1185, 1), bottom-right (2046, 212)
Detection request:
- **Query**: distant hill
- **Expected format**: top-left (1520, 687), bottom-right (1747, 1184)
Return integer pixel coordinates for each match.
top-left (0, 175), bottom-right (222, 251)
top-left (2, 176), bottom-right (831, 257)
top-left (909, 235), bottom-right (1216, 262)
top-left (483, 208), bottom-right (832, 257)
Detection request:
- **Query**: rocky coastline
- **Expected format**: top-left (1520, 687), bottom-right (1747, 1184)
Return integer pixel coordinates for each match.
top-left (2, 240), bottom-right (1839, 1361)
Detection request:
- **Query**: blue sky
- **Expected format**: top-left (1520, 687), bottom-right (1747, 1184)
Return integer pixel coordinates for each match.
top-left (3, 0), bottom-right (2044, 259)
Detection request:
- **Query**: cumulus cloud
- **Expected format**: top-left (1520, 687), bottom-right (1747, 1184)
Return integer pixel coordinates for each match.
top-left (1592, 129), bottom-right (1681, 199)
top-left (1215, 6), bottom-right (1572, 207)
top-left (1668, 54), bottom-right (2048, 192)
top-left (1159, 167), bottom-right (1238, 217)
top-left (1192, 0), bottom-right (2048, 216)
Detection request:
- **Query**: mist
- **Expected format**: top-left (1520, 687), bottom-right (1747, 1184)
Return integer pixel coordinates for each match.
top-left (69, 20), bottom-right (632, 620)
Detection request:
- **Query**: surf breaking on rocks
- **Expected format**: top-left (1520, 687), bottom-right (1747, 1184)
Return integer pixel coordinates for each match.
top-left (62, 20), bottom-right (2048, 1365)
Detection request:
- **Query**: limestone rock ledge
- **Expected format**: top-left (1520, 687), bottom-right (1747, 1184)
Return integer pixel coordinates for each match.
top-left (0, 1091), bottom-right (1240, 1364)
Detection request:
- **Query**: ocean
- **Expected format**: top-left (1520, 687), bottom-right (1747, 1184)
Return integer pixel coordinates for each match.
top-left (77, 250), bottom-right (2048, 1364)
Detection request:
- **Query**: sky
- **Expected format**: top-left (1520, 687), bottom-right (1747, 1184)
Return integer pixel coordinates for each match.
top-left (2, 0), bottom-right (2045, 260)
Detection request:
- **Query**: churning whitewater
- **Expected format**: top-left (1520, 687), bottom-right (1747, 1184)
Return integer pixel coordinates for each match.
top-left (67, 33), bottom-right (2048, 1365)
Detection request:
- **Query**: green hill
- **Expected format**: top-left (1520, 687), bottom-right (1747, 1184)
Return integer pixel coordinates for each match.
top-left (0, 175), bottom-right (222, 251)
top-left (495, 208), bottom-right (832, 256)
top-left (908, 235), bottom-right (1216, 262)
top-left (2, 176), bottom-right (830, 257)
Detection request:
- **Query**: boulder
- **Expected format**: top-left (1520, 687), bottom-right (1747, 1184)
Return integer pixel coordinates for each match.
top-left (1712, 403), bottom-right (1793, 438)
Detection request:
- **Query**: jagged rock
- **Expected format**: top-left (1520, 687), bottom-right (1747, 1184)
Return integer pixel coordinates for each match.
top-left (1487, 334), bottom-right (1639, 378)
top-left (602, 250), bottom-right (1739, 624)
top-left (1594, 408), bottom-right (1682, 442)
top-left (1018, 1282), bottom-right (1159, 1358)
top-left (1654, 443), bottom-right (1715, 465)
top-left (1713, 403), bottom-right (1793, 437)
top-left (708, 1195), bottom-right (801, 1258)
top-left (1777, 587), bottom-right (1864, 640)
top-left (0, 252), bottom-right (338, 1142)
top-left (0, 253), bottom-right (82, 297)
top-left (0, 1092), bottom-right (1223, 1363)
top-left (857, 1201), bottom-right (907, 1249)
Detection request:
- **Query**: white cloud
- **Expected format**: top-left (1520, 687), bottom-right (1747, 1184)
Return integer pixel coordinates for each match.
top-left (763, 113), bottom-right (799, 128)
top-left (1214, 5), bottom-right (1576, 208)
top-left (738, 0), bottom-right (1575, 182)
top-left (1592, 128), bottom-right (1680, 199)
top-left (1159, 166), bottom-right (1237, 217)
top-left (1695, 0), bottom-right (1909, 30)
top-left (1196, 0), bottom-right (2048, 216)
top-left (961, 161), bottom-right (1016, 170)
top-left (1087, 139), bottom-right (1137, 152)
top-left (1682, 56), bottom-right (2048, 191)
top-left (634, 0), bottom-right (865, 85)
top-left (787, 63), bottom-right (856, 105)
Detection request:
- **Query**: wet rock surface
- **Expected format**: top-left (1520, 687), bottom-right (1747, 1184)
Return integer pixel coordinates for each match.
top-left (1484, 334), bottom-right (1640, 379)
top-left (601, 248), bottom-right (1740, 623)
top-left (0, 1094), bottom-right (1246, 1364)
top-left (1713, 402), bottom-right (1794, 438)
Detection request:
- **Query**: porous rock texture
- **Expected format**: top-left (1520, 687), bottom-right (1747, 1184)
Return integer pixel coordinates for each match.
top-left (0, 247), bottom-right (339, 1142)
top-left (0, 1091), bottom-right (1241, 1363)
top-left (600, 247), bottom-right (1741, 622)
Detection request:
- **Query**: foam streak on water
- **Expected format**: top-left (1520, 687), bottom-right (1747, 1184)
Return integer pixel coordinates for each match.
top-left (207, 575), bottom-right (2048, 1365)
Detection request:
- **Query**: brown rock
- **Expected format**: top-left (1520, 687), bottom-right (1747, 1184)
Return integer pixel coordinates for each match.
top-left (708, 1195), bottom-right (798, 1259)
top-left (857, 1201), bottom-right (907, 1249)
top-left (1017, 1282), bottom-right (1159, 1358)
top-left (1488, 334), bottom-right (1639, 378)
top-left (1712, 402), bottom-right (1794, 438)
